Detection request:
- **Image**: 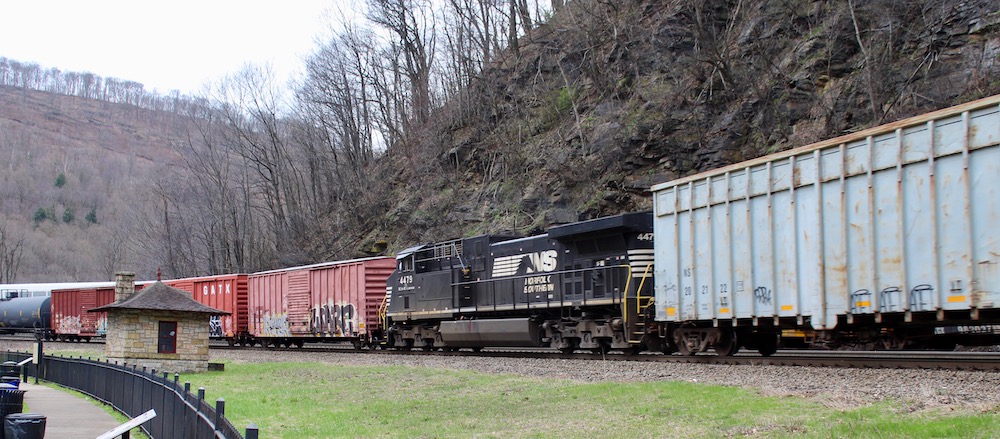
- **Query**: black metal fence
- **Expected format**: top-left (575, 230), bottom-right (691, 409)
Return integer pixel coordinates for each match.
top-left (2, 351), bottom-right (258, 439)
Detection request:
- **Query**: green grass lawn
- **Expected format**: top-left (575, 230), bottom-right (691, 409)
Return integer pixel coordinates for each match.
top-left (178, 362), bottom-right (1000, 438)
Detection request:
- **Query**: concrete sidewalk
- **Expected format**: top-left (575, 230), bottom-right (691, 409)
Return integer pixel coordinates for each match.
top-left (18, 381), bottom-right (125, 438)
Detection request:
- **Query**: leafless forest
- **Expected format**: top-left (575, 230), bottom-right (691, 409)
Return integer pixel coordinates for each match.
top-left (1, 0), bottom-right (998, 282)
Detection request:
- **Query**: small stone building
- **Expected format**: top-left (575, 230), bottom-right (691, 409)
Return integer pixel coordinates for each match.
top-left (91, 272), bottom-right (229, 373)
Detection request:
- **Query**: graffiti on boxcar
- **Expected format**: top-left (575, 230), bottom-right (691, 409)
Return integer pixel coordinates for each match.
top-left (209, 316), bottom-right (222, 338)
top-left (754, 286), bottom-right (772, 306)
top-left (261, 312), bottom-right (291, 337)
top-left (850, 284), bottom-right (934, 313)
top-left (909, 284), bottom-right (933, 311)
top-left (96, 317), bottom-right (108, 336)
top-left (59, 316), bottom-right (82, 334)
top-left (879, 287), bottom-right (901, 312)
top-left (208, 316), bottom-right (233, 338)
top-left (310, 302), bottom-right (358, 336)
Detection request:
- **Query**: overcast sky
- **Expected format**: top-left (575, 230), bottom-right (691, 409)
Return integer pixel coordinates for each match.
top-left (0, 0), bottom-right (345, 96)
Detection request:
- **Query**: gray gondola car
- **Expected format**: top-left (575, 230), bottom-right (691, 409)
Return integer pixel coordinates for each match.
top-left (652, 94), bottom-right (1000, 356)
top-left (384, 212), bottom-right (656, 353)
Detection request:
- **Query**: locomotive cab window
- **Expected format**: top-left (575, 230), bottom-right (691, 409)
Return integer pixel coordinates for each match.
top-left (158, 321), bottom-right (177, 354)
top-left (399, 256), bottom-right (414, 272)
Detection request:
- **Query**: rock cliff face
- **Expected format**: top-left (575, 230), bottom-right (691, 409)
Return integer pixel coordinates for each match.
top-left (366, 0), bottom-right (1000, 250)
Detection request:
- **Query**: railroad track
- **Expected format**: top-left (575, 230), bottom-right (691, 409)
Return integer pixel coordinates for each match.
top-left (209, 342), bottom-right (1000, 371)
top-left (5, 335), bottom-right (996, 371)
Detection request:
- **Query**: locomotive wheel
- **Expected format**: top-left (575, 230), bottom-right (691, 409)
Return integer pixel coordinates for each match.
top-left (714, 330), bottom-right (739, 356)
top-left (661, 341), bottom-right (677, 355)
top-left (559, 338), bottom-right (579, 354)
top-left (590, 340), bottom-right (610, 355)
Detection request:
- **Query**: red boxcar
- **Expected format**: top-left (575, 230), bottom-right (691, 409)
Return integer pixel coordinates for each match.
top-left (51, 282), bottom-right (146, 342)
top-left (52, 274), bottom-right (249, 344)
top-left (162, 274), bottom-right (249, 345)
top-left (248, 257), bottom-right (394, 348)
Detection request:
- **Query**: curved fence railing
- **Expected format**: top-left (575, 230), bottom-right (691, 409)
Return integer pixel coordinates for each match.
top-left (2, 351), bottom-right (258, 439)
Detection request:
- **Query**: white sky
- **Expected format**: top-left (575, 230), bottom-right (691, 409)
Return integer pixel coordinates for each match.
top-left (0, 1), bottom-right (350, 96)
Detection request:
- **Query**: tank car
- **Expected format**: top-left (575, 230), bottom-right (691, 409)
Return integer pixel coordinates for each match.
top-left (652, 94), bottom-right (1000, 356)
top-left (383, 212), bottom-right (656, 353)
top-left (0, 295), bottom-right (51, 335)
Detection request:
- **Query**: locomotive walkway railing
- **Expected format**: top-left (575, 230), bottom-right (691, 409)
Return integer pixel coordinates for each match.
top-left (1, 351), bottom-right (258, 439)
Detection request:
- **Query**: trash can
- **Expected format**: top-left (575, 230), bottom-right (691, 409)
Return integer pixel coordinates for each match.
top-left (0, 362), bottom-right (18, 390)
top-left (0, 363), bottom-right (17, 378)
top-left (3, 413), bottom-right (45, 439)
top-left (0, 380), bottom-right (17, 390)
top-left (0, 391), bottom-right (23, 418)
top-left (0, 390), bottom-right (24, 439)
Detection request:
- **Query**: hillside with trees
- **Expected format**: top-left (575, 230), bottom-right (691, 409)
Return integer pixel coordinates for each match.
top-left (1, 0), bottom-right (999, 282)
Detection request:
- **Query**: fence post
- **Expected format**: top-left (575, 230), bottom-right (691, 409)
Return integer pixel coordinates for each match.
top-left (160, 372), bottom-right (168, 437)
top-left (245, 423), bottom-right (259, 439)
top-left (197, 387), bottom-right (206, 437)
top-left (215, 398), bottom-right (225, 433)
top-left (182, 382), bottom-right (191, 439)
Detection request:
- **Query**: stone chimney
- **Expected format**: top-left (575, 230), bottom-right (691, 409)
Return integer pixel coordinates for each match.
top-left (114, 271), bottom-right (137, 303)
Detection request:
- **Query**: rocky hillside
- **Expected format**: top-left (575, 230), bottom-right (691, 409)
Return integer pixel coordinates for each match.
top-left (367, 0), bottom-right (1000, 250)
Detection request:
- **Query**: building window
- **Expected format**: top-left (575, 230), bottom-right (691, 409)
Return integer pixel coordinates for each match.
top-left (158, 321), bottom-right (177, 354)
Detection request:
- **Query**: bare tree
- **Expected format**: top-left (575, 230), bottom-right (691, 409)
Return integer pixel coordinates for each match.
top-left (0, 220), bottom-right (24, 283)
top-left (367, 0), bottom-right (437, 130)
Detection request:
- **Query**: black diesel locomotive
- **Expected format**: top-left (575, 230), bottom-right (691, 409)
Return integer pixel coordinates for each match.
top-left (383, 212), bottom-right (662, 353)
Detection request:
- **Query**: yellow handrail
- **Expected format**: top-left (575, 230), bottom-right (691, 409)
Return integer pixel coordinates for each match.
top-left (378, 295), bottom-right (389, 330)
top-left (622, 263), bottom-right (654, 344)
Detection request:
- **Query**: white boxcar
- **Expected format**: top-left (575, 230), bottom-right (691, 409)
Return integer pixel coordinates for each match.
top-left (652, 95), bottom-right (1000, 355)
